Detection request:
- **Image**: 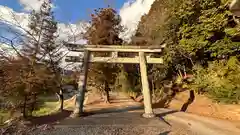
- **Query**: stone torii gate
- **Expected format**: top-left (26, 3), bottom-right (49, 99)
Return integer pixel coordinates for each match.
top-left (65, 44), bottom-right (165, 118)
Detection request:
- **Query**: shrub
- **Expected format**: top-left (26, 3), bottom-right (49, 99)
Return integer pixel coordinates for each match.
top-left (192, 57), bottom-right (240, 104)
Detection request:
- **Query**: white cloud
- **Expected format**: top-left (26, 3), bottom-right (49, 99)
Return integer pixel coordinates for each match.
top-left (0, 5), bottom-right (87, 42)
top-left (0, 5), bottom-right (88, 70)
top-left (119, 0), bottom-right (156, 42)
top-left (0, 42), bottom-right (17, 58)
top-left (19, 0), bottom-right (57, 11)
top-left (19, 0), bottom-right (47, 11)
top-left (0, 5), bottom-right (29, 31)
top-left (57, 22), bottom-right (89, 43)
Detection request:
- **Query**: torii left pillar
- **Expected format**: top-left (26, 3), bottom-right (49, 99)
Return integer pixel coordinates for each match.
top-left (72, 50), bottom-right (90, 117)
top-left (139, 52), bottom-right (155, 118)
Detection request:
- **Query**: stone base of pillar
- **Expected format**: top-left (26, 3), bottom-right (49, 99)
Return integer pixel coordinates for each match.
top-left (70, 109), bottom-right (80, 118)
top-left (71, 108), bottom-right (91, 118)
top-left (142, 113), bottom-right (156, 118)
top-left (71, 112), bottom-right (87, 118)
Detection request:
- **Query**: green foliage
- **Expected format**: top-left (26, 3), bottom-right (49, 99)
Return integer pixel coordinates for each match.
top-left (176, 0), bottom-right (240, 60)
top-left (192, 57), bottom-right (240, 103)
top-left (0, 110), bottom-right (10, 125)
top-left (171, 0), bottom-right (240, 103)
top-left (115, 70), bottom-right (130, 92)
top-left (114, 69), bottom-right (139, 97)
top-left (132, 0), bottom-right (240, 103)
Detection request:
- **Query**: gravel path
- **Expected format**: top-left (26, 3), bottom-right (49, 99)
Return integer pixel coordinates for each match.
top-left (30, 108), bottom-right (240, 135)
top-left (32, 111), bottom-right (195, 135)
top-left (33, 125), bottom-right (194, 135)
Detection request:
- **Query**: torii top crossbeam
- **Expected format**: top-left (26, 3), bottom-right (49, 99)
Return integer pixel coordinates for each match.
top-left (66, 44), bottom-right (165, 52)
top-left (65, 44), bottom-right (165, 64)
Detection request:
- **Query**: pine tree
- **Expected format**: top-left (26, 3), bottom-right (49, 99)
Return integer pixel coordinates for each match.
top-left (21, 0), bottom-right (65, 111)
top-left (38, 0), bottom-right (65, 111)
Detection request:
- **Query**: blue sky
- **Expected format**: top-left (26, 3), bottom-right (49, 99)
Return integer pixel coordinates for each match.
top-left (0, 0), bottom-right (128, 23)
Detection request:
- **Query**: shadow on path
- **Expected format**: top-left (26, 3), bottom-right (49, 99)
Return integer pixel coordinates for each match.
top-left (28, 105), bottom-right (178, 127)
top-left (155, 110), bottom-right (178, 126)
top-left (159, 131), bottom-right (171, 135)
top-left (86, 105), bottom-right (144, 115)
top-left (155, 110), bottom-right (178, 117)
top-left (86, 99), bottom-right (133, 105)
top-left (29, 110), bottom-right (72, 125)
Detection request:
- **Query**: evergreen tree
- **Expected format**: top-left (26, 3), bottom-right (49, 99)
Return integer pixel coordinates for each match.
top-left (22, 0), bottom-right (65, 111)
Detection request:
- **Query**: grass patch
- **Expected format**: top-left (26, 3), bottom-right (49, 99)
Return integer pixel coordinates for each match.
top-left (32, 101), bottom-right (59, 117)
top-left (0, 110), bottom-right (10, 125)
top-left (32, 95), bottom-right (59, 116)
top-left (0, 96), bottom-right (59, 124)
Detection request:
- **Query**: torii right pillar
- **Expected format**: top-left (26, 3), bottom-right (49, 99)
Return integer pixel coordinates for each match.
top-left (139, 52), bottom-right (155, 118)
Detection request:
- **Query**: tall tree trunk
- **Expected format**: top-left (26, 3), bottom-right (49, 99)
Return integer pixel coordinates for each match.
top-left (103, 81), bottom-right (110, 104)
top-left (30, 94), bottom-right (37, 116)
top-left (180, 90), bottom-right (195, 112)
top-left (23, 95), bottom-right (28, 119)
top-left (152, 80), bottom-right (155, 96)
top-left (57, 89), bottom-right (64, 111)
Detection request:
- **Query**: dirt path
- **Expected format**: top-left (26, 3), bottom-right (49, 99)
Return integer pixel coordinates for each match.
top-left (63, 91), bottom-right (143, 113)
top-left (84, 92), bottom-right (143, 113)
top-left (168, 91), bottom-right (240, 121)
top-left (160, 108), bottom-right (240, 135)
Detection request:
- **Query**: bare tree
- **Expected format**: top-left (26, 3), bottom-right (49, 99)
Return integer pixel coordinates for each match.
top-left (0, 0), bottom-right (88, 113)
top-left (0, 0), bottom-right (65, 113)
